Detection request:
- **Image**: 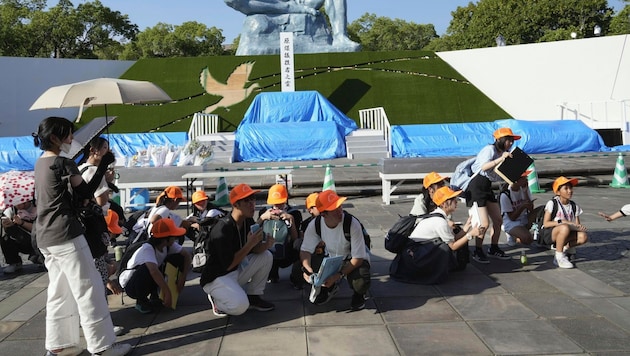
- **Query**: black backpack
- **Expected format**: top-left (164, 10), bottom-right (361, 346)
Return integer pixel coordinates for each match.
top-left (533, 197), bottom-right (576, 245)
top-left (384, 213), bottom-right (444, 253)
top-left (191, 215), bottom-right (229, 273)
top-left (114, 239), bottom-right (147, 279)
top-left (314, 211), bottom-right (371, 251)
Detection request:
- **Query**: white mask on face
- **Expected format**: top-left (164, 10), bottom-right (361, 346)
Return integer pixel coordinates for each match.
top-left (60, 142), bottom-right (72, 154)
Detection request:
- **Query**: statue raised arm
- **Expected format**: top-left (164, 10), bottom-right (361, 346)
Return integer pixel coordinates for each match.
top-left (225, 0), bottom-right (318, 15)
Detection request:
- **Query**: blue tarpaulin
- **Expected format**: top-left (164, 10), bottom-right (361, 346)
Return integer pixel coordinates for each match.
top-left (391, 119), bottom-right (610, 157)
top-left (0, 132), bottom-right (186, 173)
top-left (235, 91), bottom-right (357, 162)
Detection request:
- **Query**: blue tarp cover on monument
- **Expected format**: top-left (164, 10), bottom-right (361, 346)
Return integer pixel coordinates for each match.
top-left (235, 91), bottom-right (358, 162)
top-left (390, 119), bottom-right (610, 157)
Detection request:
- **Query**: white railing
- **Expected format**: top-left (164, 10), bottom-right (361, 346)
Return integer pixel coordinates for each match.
top-left (558, 100), bottom-right (628, 129)
top-left (188, 112), bottom-right (219, 140)
top-left (358, 107), bottom-right (392, 157)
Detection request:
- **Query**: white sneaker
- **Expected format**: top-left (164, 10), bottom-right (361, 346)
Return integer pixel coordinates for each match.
top-left (46, 346), bottom-right (83, 356)
top-left (506, 234), bottom-right (516, 247)
top-left (553, 254), bottom-right (574, 269)
top-left (92, 343), bottom-right (132, 356)
top-left (113, 325), bottom-right (124, 336)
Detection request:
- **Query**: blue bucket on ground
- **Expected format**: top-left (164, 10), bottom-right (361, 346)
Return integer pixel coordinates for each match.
top-left (128, 188), bottom-right (149, 212)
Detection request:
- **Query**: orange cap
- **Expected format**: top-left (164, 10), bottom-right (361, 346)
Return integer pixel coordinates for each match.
top-left (432, 186), bottom-right (462, 206)
top-left (192, 191), bottom-right (209, 204)
top-left (423, 172), bottom-right (448, 189)
top-left (229, 183), bottom-right (260, 205)
top-left (162, 186), bottom-right (185, 200)
top-left (552, 176), bottom-right (578, 194)
top-left (151, 218), bottom-right (187, 239)
top-left (493, 127), bottom-right (521, 141)
top-left (105, 209), bottom-right (122, 234)
top-left (316, 190), bottom-right (347, 212)
top-left (305, 192), bottom-right (319, 209)
top-left (267, 184), bottom-right (288, 205)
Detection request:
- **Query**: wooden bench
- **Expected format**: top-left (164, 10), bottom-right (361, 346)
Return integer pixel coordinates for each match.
top-left (379, 157), bottom-right (467, 205)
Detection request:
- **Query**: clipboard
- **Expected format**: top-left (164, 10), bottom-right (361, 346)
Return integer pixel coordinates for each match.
top-left (494, 147), bottom-right (533, 185)
top-left (313, 256), bottom-right (344, 287)
top-left (160, 262), bottom-right (182, 309)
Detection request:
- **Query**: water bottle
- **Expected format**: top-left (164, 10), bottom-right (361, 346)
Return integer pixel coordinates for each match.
top-left (520, 251), bottom-right (528, 265)
top-left (532, 223), bottom-right (539, 241)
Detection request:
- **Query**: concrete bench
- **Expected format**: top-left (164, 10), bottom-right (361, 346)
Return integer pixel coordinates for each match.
top-left (379, 157), bottom-right (467, 205)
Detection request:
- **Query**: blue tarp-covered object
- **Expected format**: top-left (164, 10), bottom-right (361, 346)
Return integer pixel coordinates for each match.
top-left (235, 91), bottom-right (357, 162)
top-left (0, 132), bottom-right (186, 173)
top-left (391, 119), bottom-right (609, 157)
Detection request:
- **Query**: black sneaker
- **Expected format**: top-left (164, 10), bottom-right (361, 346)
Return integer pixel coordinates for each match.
top-left (487, 247), bottom-right (511, 260)
top-left (247, 295), bottom-right (275, 311)
top-left (289, 275), bottom-right (304, 290)
top-left (267, 265), bottom-right (280, 283)
top-left (351, 293), bottom-right (366, 311)
top-left (134, 301), bottom-right (153, 314)
top-left (472, 249), bottom-right (489, 264)
top-left (314, 284), bottom-right (339, 305)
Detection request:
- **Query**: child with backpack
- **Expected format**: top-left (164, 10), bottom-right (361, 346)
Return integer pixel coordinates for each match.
top-left (499, 171), bottom-right (535, 246)
top-left (540, 176), bottom-right (588, 269)
top-left (466, 127), bottom-right (520, 263)
top-left (390, 187), bottom-right (483, 284)
top-left (410, 172), bottom-right (448, 216)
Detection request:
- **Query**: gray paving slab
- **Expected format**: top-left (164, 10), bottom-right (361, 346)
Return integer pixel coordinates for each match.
top-left (1, 155), bottom-right (630, 355)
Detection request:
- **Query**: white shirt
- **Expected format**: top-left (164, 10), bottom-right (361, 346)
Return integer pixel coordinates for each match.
top-left (409, 208), bottom-right (453, 243)
top-left (78, 163), bottom-right (110, 199)
top-left (500, 187), bottom-right (533, 225)
top-left (301, 214), bottom-right (370, 263)
top-left (118, 241), bottom-right (183, 287)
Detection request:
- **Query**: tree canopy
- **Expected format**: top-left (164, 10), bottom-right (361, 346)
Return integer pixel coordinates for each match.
top-left (347, 13), bottom-right (437, 51)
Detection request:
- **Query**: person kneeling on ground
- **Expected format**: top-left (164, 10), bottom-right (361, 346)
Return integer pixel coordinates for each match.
top-left (541, 176), bottom-right (588, 269)
top-left (499, 171), bottom-right (535, 246)
top-left (119, 218), bottom-right (192, 314)
top-left (296, 190), bottom-right (371, 311)
top-left (390, 186), bottom-right (483, 284)
top-left (200, 183), bottom-right (276, 317)
top-left (1, 199), bottom-right (43, 273)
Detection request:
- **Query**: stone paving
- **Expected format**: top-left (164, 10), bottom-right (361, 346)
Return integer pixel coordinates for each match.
top-left (1, 155), bottom-right (630, 355)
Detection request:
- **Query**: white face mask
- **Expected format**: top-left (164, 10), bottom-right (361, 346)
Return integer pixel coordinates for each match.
top-left (60, 142), bottom-right (72, 154)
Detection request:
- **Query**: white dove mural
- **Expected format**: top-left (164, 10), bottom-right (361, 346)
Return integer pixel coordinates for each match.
top-left (199, 62), bottom-right (260, 113)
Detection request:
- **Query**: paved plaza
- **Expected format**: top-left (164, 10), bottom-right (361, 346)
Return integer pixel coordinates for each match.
top-left (1, 154), bottom-right (630, 355)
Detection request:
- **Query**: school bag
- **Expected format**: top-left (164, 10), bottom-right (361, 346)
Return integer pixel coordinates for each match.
top-left (314, 211), bottom-right (371, 251)
top-left (533, 197), bottom-right (576, 246)
top-left (449, 157), bottom-right (477, 191)
top-left (384, 213), bottom-right (444, 253)
top-left (191, 215), bottom-right (229, 273)
top-left (114, 239), bottom-right (147, 280)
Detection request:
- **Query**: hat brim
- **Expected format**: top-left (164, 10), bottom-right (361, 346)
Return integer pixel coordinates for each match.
top-left (233, 189), bottom-right (260, 204)
top-left (192, 196), bottom-right (209, 204)
top-left (321, 196), bottom-right (347, 212)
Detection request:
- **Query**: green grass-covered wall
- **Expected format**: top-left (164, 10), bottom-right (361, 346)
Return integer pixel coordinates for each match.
top-left (80, 51), bottom-right (510, 133)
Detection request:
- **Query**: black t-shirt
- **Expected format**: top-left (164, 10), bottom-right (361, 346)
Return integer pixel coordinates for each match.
top-left (199, 214), bottom-right (255, 286)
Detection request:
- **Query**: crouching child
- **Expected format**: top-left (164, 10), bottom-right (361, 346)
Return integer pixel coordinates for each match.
top-left (118, 218), bottom-right (192, 313)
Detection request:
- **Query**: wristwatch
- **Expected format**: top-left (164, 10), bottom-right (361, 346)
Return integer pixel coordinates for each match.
top-left (467, 234), bottom-right (473, 241)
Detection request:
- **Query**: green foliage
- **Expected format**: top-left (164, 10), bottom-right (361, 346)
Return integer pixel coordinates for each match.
top-left (348, 13), bottom-right (438, 51)
top-left (609, 5), bottom-right (630, 35)
top-left (429, 0), bottom-right (614, 50)
top-left (121, 21), bottom-right (225, 59)
top-left (77, 51), bottom-right (509, 133)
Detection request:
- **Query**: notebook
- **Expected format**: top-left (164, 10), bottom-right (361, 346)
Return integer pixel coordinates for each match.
top-left (313, 256), bottom-right (344, 287)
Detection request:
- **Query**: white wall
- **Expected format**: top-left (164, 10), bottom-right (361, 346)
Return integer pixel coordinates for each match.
top-left (0, 57), bottom-right (134, 137)
top-left (437, 35), bottom-right (630, 140)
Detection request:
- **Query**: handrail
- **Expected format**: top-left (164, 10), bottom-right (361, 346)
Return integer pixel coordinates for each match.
top-left (188, 113), bottom-right (219, 140)
top-left (358, 107), bottom-right (392, 157)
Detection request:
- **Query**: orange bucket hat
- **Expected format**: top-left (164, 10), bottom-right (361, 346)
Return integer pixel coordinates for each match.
top-left (267, 184), bottom-right (288, 205)
top-left (316, 190), bottom-right (347, 212)
top-left (493, 127), bottom-right (521, 141)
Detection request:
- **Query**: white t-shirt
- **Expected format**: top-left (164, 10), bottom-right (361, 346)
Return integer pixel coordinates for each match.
top-left (78, 163), bottom-right (110, 199)
top-left (301, 214), bottom-right (370, 263)
top-left (620, 204), bottom-right (630, 216)
top-left (500, 187), bottom-right (533, 226)
top-left (146, 206), bottom-right (183, 234)
top-left (544, 198), bottom-right (583, 222)
top-left (118, 241), bottom-right (183, 287)
top-left (409, 208), bottom-right (453, 243)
